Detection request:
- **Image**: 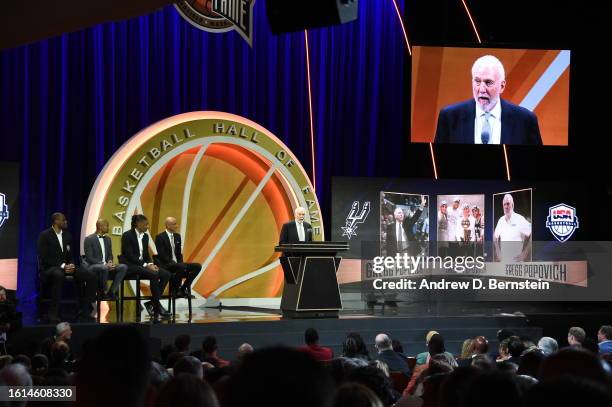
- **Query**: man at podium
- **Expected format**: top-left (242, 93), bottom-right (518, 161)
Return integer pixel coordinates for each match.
top-left (279, 207), bottom-right (312, 244)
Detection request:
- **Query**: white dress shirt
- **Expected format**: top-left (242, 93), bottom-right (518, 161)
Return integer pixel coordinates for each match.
top-left (55, 229), bottom-right (65, 269)
top-left (474, 99), bottom-right (502, 144)
top-left (136, 231), bottom-right (149, 266)
top-left (395, 222), bottom-right (408, 251)
top-left (296, 221), bottom-right (305, 242)
top-left (167, 230), bottom-right (177, 263)
top-left (98, 235), bottom-right (107, 263)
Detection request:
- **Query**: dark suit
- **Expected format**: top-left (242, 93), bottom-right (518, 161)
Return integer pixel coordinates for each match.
top-left (434, 99), bottom-right (542, 145)
top-left (119, 229), bottom-right (170, 310)
top-left (154, 231), bottom-right (201, 292)
top-left (376, 350), bottom-right (411, 376)
top-left (385, 208), bottom-right (422, 257)
top-left (279, 221), bottom-right (313, 244)
top-left (83, 233), bottom-right (127, 296)
top-left (37, 228), bottom-right (97, 318)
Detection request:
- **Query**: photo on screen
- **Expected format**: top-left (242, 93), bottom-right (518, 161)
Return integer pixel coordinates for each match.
top-left (411, 46), bottom-right (570, 146)
top-left (492, 188), bottom-right (533, 262)
top-left (380, 192), bottom-right (429, 257)
top-left (437, 194), bottom-right (484, 258)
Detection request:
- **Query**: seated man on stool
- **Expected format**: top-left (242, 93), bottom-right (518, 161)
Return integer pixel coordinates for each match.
top-left (154, 217), bottom-right (201, 298)
top-left (37, 213), bottom-right (97, 323)
top-left (120, 214), bottom-right (171, 320)
top-left (83, 219), bottom-right (127, 300)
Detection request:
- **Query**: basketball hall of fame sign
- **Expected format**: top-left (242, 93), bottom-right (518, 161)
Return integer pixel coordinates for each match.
top-left (175, 0), bottom-right (255, 46)
top-left (81, 111), bottom-right (322, 307)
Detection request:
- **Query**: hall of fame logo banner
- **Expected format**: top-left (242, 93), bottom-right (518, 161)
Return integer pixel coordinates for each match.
top-left (175, 0), bottom-right (256, 46)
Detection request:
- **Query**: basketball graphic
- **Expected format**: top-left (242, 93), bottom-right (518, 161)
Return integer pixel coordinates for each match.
top-left (81, 112), bottom-right (322, 312)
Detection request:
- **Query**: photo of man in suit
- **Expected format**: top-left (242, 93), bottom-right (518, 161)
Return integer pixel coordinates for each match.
top-left (154, 217), bottom-right (201, 298)
top-left (37, 212), bottom-right (97, 322)
top-left (434, 55), bottom-right (542, 145)
top-left (83, 219), bottom-right (127, 300)
top-left (279, 207), bottom-right (312, 244)
top-left (120, 214), bottom-right (171, 320)
top-left (385, 195), bottom-right (426, 257)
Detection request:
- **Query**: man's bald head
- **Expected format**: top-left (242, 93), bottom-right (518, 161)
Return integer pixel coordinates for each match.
top-left (165, 217), bottom-right (178, 233)
top-left (375, 333), bottom-right (393, 352)
top-left (96, 219), bottom-right (109, 234)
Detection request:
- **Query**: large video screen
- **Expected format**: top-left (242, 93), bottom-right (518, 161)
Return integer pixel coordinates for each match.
top-left (411, 46), bottom-right (570, 146)
top-left (0, 161), bottom-right (19, 290)
top-left (331, 177), bottom-right (610, 302)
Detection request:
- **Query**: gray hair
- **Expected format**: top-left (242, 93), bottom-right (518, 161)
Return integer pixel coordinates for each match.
top-left (374, 333), bottom-right (393, 351)
top-left (56, 322), bottom-right (70, 336)
top-left (472, 55), bottom-right (506, 81)
top-left (537, 337), bottom-right (558, 356)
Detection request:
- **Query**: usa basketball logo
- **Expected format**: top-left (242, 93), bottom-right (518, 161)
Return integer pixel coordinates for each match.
top-left (0, 192), bottom-right (9, 228)
top-left (546, 203), bottom-right (579, 242)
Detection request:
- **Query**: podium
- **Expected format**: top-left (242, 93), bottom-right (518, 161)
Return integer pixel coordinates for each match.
top-left (275, 241), bottom-right (349, 318)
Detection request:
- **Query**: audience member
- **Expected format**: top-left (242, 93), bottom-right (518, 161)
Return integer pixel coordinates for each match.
top-left (202, 336), bottom-right (230, 368)
top-left (298, 327), bottom-right (334, 361)
top-left (374, 333), bottom-right (411, 376)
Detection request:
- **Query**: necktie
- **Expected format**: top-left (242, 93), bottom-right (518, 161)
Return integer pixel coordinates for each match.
top-left (298, 222), bottom-right (304, 241)
top-left (481, 112), bottom-right (491, 144)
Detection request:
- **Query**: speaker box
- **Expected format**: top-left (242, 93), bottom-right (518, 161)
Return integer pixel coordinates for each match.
top-left (266, 0), bottom-right (358, 34)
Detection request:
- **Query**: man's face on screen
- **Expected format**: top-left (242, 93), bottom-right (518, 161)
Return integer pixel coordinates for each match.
top-left (394, 208), bottom-right (404, 222)
top-left (440, 204), bottom-right (447, 214)
top-left (472, 65), bottom-right (505, 112)
top-left (503, 196), bottom-right (514, 216)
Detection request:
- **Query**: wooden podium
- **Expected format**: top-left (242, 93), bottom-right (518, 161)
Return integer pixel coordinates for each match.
top-left (275, 241), bottom-right (349, 318)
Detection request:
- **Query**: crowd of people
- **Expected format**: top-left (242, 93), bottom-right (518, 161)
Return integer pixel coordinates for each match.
top-left (0, 322), bottom-right (610, 406)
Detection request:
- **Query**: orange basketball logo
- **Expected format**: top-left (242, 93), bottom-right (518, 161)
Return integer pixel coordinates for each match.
top-left (81, 111), bottom-right (322, 308)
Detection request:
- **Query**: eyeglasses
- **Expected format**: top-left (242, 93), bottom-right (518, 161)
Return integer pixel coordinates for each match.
top-left (473, 78), bottom-right (496, 88)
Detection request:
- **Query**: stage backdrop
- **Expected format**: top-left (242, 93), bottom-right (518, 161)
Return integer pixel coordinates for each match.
top-left (0, 161), bottom-right (19, 290)
top-left (82, 111), bottom-right (322, 307)
top-left (0, 1), bottom-right (409, 304)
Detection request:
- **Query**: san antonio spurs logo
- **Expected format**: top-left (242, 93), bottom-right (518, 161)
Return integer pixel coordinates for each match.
top-left (341, 201), bottom-right (371, 239)
top-left (0, 192), bottom-right (9, 228)
top-left (175, 0), bottom-right (255, 46)
top-left (546, 203), bottom-right (579, 242)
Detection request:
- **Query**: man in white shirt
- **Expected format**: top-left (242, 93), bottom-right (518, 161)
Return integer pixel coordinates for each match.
top-left (437, 201), bottom-right (450, 257)
top-left (434, 55), bottom-right (542, 145)
top-left (493, 194), bottom-right (532, 262)
top-left (279, 207), bottom-right (313, 244)
top-left (83, 219), bottom-right (128, 300)
top-left (120, 214), bottom-right (171, 320)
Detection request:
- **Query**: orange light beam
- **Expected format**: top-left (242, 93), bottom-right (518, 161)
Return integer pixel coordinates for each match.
top-left (429, 143), bottom-right (439, 179)
top-left (304, 30), bottom-right (316, 191)
top-left (460, 0), bottom-right (482, 44)
top-left (502, 145), bottom-right (511, 181)
top-left (391, 0), bottom-right (412, 55)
